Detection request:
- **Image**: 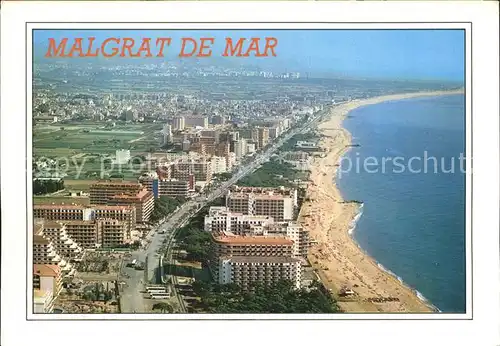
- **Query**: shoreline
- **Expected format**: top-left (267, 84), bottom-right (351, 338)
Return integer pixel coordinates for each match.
top-left (300, 89), bottom-right (463, 313)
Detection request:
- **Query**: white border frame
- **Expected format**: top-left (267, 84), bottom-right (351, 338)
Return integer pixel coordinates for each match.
top-left (25, 21), bottom-right (472, 321)
top-left (2, 2), bottom-right (499, 346)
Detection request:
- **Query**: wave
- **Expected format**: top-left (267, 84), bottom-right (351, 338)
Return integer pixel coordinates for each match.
top-left (346, 204), bottom-right (440, 312)
top-left (376, 263), bottom-right (440, 312)
top-left (348, 203), bottom-right (364, 235)
top-left (338, 107), bottom-right (442, 313)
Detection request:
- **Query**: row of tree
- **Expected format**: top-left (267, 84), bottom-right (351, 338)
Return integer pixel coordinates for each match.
top-left (175, 205), bottom-right (212, 262)
top-left (191, 280), bottom-right (339, 313)
top-left (152, 302), bottom-right (173, 313)
top-left (170, 201), bottom-right (341, 314)
top-left (150, 196), bottom-right (186, 223)
top-left (33, 179), bottom-right (65, 195)
top-left (280, 132), bottom-right (319, 152)
top-left (237, 160), bottom-right (301, 188)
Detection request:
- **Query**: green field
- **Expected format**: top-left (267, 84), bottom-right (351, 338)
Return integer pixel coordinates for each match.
top-left (33, 123), bottom-right (160, 153)
top-left (33, 122), bottom-right (162, 180)
top-left (34, 196), bottom-right (90, 206)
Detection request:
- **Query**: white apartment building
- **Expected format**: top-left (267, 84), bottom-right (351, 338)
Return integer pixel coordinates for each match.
top-left (249, 222), bottom-right (309, 258)
top-left (233, 138), bottom-right (248, 159)
top-left (247, 143), bottom-right (256, 154)
top-left (33, 227), bottom-right (74, 277)
top-left (268, 126), bottom-right (281, 139)
top-left (218, 256), bottom-right (302, 289)
top-left (34, 289), bottom-right (54, 313)
top-left (173, 116), bottom-right (185, 131)
top-left (163, 124), bottom-right (173, 145)
top-left (40, 221), bottom-right (83, 260)
top-left (226, 188), bottom-right (296, 221)
top-left (204, 206), bottom-right (274, 233)
top-left (211, 156), bottom-right (227, 174)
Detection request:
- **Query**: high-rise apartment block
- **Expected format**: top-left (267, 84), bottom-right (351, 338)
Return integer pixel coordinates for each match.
top-left (204, 206), bottom-right (274, 233)
top-left (139, 172), bottom-right (191, 198)
top-left (34, 204), bottom-right (136, 235)
top-left (172, 116), bottom-right (185, 131)
top-left (257, 127), bottom-right (270, 149)
top-left (89, 181), bottom-right (153, 223)
top-left (211, 232), bottom-right (301, 289)
top-left (170, 158), bottom-right (212, 184)
top-left (38, 220), bottom-right (83, 261)
top-left (107, 189), bottom-right (154, 223)
top-left (248, 222), bottom-right (309, 258)
top-left (33, 223), bottom-right (74, 276)
top-left (184, 116), bottom-right (208, 128)
top-left (89, 181), bottom-right (143, 205)
top-left (226, 186), bottom-right (296, 221)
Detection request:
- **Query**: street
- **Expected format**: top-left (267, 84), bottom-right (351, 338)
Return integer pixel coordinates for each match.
top-left (118, 109), bottom-right (324, 313)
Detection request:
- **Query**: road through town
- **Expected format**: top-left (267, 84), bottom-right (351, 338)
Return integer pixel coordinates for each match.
top-left (119, 109), bottom-right (325, 313)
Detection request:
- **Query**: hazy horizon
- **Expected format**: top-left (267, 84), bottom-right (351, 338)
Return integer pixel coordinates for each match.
top-left (33, 29), bottom-right (465, 84)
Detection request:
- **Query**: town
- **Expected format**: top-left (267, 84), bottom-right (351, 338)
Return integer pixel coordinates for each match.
top-left (32, 59), bottom-right (456, 314)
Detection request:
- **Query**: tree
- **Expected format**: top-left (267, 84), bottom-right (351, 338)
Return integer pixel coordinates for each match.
top-left (195, 280), bottom-right (339, 313)
top-left (152, 302), bottom-right (173, 313)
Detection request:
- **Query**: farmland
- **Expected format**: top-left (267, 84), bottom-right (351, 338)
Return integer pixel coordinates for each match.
top-left (33, 122), bottom-right (163, 180)
top-left (33, 122), bottom-right (161, 154)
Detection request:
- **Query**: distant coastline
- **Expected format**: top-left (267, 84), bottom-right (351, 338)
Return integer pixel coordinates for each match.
top-left (299, 88), bottom-right (464, 313)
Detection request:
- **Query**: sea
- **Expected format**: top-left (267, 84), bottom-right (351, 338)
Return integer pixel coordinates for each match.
top-left (337, 94), bottom-right (466, 313)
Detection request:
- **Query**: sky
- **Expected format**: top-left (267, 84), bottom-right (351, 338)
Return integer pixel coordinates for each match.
top-left (34, 29), bottom-right (465, 82)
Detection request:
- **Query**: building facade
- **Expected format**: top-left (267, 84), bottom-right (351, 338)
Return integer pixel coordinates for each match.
top-left (218, 256), bottom-right (301, 289)
top-left (226, 190), bottom-right (295, 221)
top-left (97, 219), bottom-right (129, 248)
top-left (184, 116), bottom-right (208, 128)
top-left (89, 181), bottom-right (143, 205)
top-left (249, 222), bottom-right (309, 258)
top-left (33, 225), bottom-right (74, 276)
top-left (204, 206), bottom-right (274, 233)
top-left (172, 116), bottom-right (185, 131)
top-left (107, 189), bottom-right (154, 223)
top-left (34, 289), bottom-right (54, 313)
top-left (171, 158), bottom-right (212, 184)
top-left (139, 173), bottom-right (191, 198)
top-left (33, 264), bottom-right (63, 300)
top-left (211, 233), bottom-right (301, 289)
top-left (257, 127), bottom-right (270, 149)
top-left (38, 220), bottom-right (83, 261)
top-left (34, 204), bottom-right (136, 235)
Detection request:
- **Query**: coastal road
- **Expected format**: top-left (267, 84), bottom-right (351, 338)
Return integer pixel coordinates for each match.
top-left (119, 108), bottom-right (325, 313)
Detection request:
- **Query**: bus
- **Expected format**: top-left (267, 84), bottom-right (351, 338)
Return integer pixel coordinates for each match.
top-left (150, 293), bottom-right (171, 299)
top-left (147, 289), bottom-right (167, 294)
top-left (146, 286), bottom-right (165, 291)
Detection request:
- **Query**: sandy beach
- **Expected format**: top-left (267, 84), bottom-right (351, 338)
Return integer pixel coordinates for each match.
top-left (299, 89), bottom-right (464, 313)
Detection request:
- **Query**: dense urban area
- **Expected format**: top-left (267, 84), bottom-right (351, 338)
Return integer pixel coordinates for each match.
top-left (32, 59), bottom-right (459, 314)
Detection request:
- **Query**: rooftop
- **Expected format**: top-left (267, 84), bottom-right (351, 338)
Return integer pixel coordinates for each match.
top-left (33, 234), bottom-right (50, 244)
top-left (35, 204), bottom-right (134, 211)
top-left (43, 221), bottom-right (64, 229)
top-left (34, 289), bottom-right (52, 300)
top-left (111, 188), bottom-right (152, 201)
top-left (34, 204), bottom-right (85, 210)
top-left (213, 234), bottom-right (293, 245)
top-left (228, 192), bottom-right (291, 200)
top-left (64, 220), bottom-right (96, 225)
top-left (34, 223), bottom-right (44, 235)
top-left (90, 181), bottom-right (142, 187)
top-left (33, 264), bottom-right (61, 277)
top-left (225, 256), bottom-right (299, 264)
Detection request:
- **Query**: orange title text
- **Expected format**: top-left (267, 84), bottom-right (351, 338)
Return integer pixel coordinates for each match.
top-left (45, 37), bottom-right (278, 58)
